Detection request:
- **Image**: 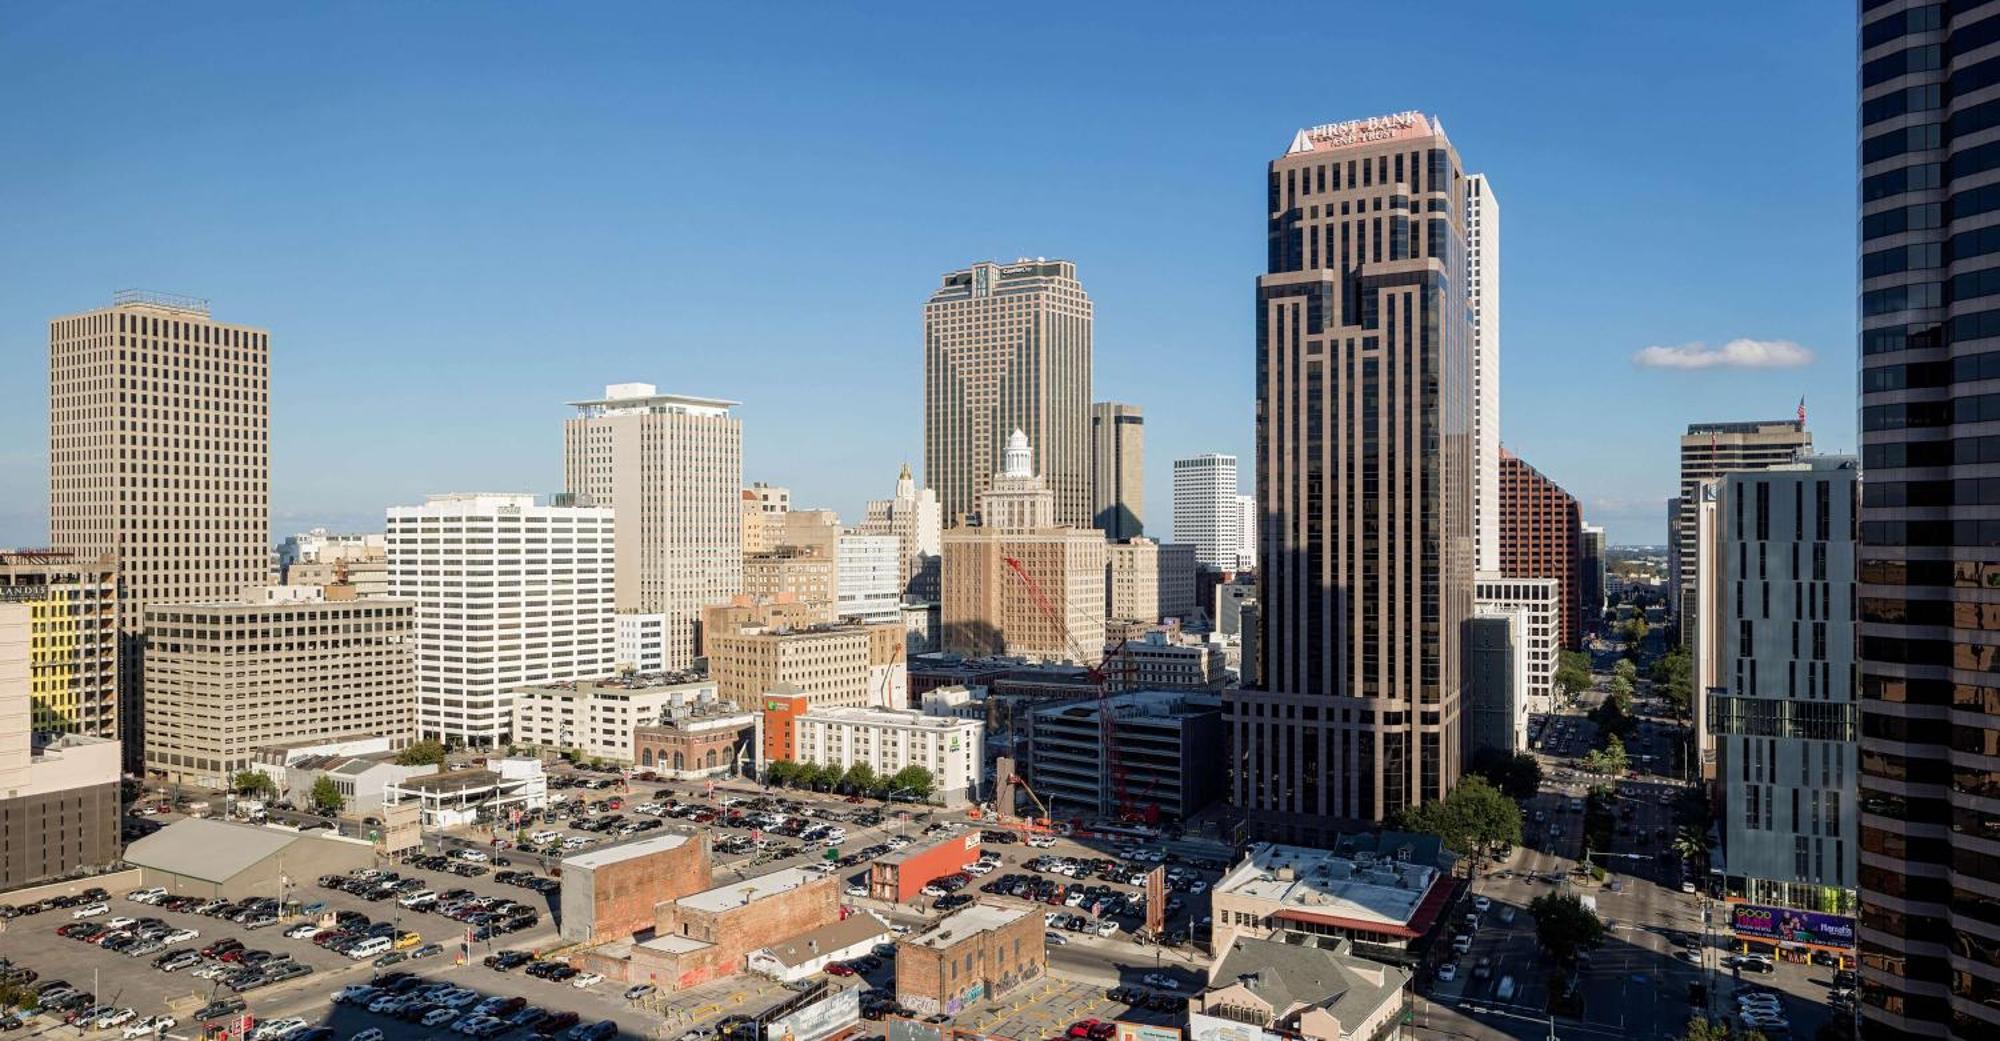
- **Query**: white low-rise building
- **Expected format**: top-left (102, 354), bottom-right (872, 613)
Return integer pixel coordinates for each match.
top-left (615, 613), bottom-right (668, 674)
top-left (512, 673), bottom-right (718, 764)
top-left (793, 706), bottom-right (984, 806)
top-left (1473, 575), bottom-right (1559, 715)
top-left (381, 756), bottom-right (548, 829)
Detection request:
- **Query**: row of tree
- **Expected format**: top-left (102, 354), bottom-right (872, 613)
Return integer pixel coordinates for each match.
top-left (762, 760), bottom-right (935, 801)
top-left (230, 770), bottom-right (346, 813)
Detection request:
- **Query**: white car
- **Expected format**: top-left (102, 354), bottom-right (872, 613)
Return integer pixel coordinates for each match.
top-left (124, 1017), bottom-right (177, 1039)
top-left (1437, 964), bottom-right (1458, 982)
top-left (72, 903), bottom-right (109, 918)
top-left (422, 1009), bottom-right (459, 1028)
top-left (164, 928), bottom-right (199, 943)
top-left (252, 1019), bottom-right (307, 1041)
top-left (1045, 931), bottom-right (1068, 946)
top-left (454, 849), bottom-right (489, 862)
top-left (572, 972), bottom-right (605, 989)
top-left (845, 885), bottom-right (868, 897)
top-left (1095, 920), bottom-right (1119, 938)
top-left (105, 916), bottom-right (137, 930)
top-left (1027, 835), bottom-right (1056, 848)
top-left (1141, 973), bottom-right (1180, 991)
top-left (99, 1010), bottom-right (138, 1030)
top-left (286, 923), bottom-right (321, 939)
top-left (349, 1031), bottom-right (384, 1041)
top-left (1471, 896), bottom-right (1491, 913)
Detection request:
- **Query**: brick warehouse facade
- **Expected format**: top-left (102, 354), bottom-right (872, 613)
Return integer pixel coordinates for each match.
top-left (1497, 449), bottom-right (1584, 651)
top-left (558, 832), bottom-right (712, 943)
top-left (627, 867), bottom-right (842, 990)
top-left (870, 830), bottom-right (982, 903)
top-left (895, 903), bottom-right (1044, 1017)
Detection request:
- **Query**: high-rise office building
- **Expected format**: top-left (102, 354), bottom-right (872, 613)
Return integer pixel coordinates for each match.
top-left (940, 432), bottom-right (1107, 662)
top-left (924, 259), bottom-right (1093, 528)
top-left (0, 552), bottom-right (118, 738)
top-left (1229, 111), bottom-right (1475, 840)
top-left (1497, 450), bottom-right (1585, 651)
top-left (1466, 173), bottom-right (1502, 576)
top-left (1172, 454), bottom-right (1241, 571)
top-left (741, 483), bottom-right (791, 556)
top-left (1578, 524), bottom-right (1606, 640)
top-left (857, 464), bottom-right (943, 601)
top-left (1674, 421), bottom-right (1810, 639)
top-left (563, 384), bottom-right (743, 669)
top-left (49, 291), bottom-right (270, 768)
top-left (1235, 494), bottom-right (1258, 571)
top-left (142, 587), bottom-right (417, 787)
top-left (836, 533), bottom-right (902, 625)
top-left (1474, 576), bottom-right (1559, 717)
top-left (1089, 402), bottom-right (1145, 540)
top-left (1857, 6), bottom-right (1999, 1035)
top-left (1707, 458), bottom-right (1858, 952)
top-left (386, 493), bottom-right (616, 746)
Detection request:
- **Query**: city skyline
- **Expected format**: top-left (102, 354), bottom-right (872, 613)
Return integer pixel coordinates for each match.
top-left (0, 3), bottom-right (1852, 548)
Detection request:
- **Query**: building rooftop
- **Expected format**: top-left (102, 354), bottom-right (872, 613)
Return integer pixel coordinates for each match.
top-left (1032, 690), bottom-right (1222, 722)
top-left (562, 832), bottom-right (691, 871)
top-left (125, 818), bottom-right (371, 883)
top-left (903, 903), bottom-right (1027, 949)
top-left (875, 831), bottom-right (978, 868)
top-left (637, 934), bottom-right (715, 955)
top-left (1207, 935), bottom-right (1409, 1024)
top-left (755, 912), bottom-right (892, 968)
top-left (568, 384), bottom-right (738, 417)
top-left (677, 866), bottom-right (816, 913)
top-left (393, 769), bottom-right (501, 795)
top-left (518, 673), bottom-right (713, 694)
top-left (800, 707), bottom-right (981, 731)
top-left (1216, 842), bottom-right (1441, 932)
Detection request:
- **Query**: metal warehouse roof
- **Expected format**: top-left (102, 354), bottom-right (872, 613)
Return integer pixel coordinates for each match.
top-left (123, 818), bottom-right (311, 882)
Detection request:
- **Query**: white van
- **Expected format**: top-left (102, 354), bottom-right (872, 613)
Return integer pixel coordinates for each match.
top-left (348, 936), bottom-right (393, 960)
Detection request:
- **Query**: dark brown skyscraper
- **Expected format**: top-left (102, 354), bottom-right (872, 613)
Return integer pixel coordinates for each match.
top-left (1857, 3), bottom-right (1998, 1037)
top-left (1228, 112), bottom-right (1474, 842)
top-left (1497, 450), bottom-right (1583, 651)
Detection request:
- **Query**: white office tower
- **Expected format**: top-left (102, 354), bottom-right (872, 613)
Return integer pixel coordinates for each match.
top-left (1466, 174), bottom-right (1501, 574)
top-left (837, 533), bottom-right (903, 625)
top-left (858, 464), bottom-right (943, 601)
top-left (1235, 494), bottom-right (1257, 571)
top-left (386, 493), bottom-right (616, 747)
top-left (563, 383), bottom-right (743, 670)
top-left (1173, 453), bottom-right (1242, 571)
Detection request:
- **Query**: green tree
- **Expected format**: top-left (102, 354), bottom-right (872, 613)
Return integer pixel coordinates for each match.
top-left (764, 760), bottom-right (798, 787)
top-left (1584, 734), bottom-right (1630, 776)
top-left (232, 770), bottom-right (277, 798)
top-left (1608, 674), bottom-right (1634, 700)
top-left (1467, 747), bottom-right (1543, 803)
top-left (1672, 826), bottom-right (1707, 865)
top-left (888, 765), bottom-right (936, 801)
top-left (310, 775), bottom-right (345, 813)
top-left (842, 762), bottom-right (878, 794)
top-left (1680, 1019), bottom-right (1765, 1041)
top-left (1529, 892), bottom-right (1607, 965)
top-left (1555, 651), bottom-right (1593, 697)
top-left (1397, 776), bottom-right (1523, 863)
top-left (1612, 658), bottom-right (1638, 684)
top-left (395, 740), bottom-right (448, 767)
top-left (1652, 647), bottom-right (1694, 718)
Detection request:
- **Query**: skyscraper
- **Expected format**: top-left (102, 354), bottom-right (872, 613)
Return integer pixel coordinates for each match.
top-left (1497, 450), bottom-right (1584, 651)
top-left (1578, 523), bottom-right (1606, 640)
top-left (1172, 453), bottom-right (1241, 571)
top-left (1466, 173), bottom-right (1502, 575)
top-left (386, 493), bottom-right (616, 746)
top-left (1089, 402), bottom-right (1145, 540)
top-left (49, 291), bottom-right (271, 768)
top-left (924, 259), bottom-right (1093, 528)
top-left (858, 464), bottom-right (943, 601)
top-left (563, 383), bottom-right (743, 669)
top-left (1857, 5), bottom-right (1995, 1035)
top-left (1673, 421), bottom-right (1811, 639)
top-left (1230, 111), bottom-right (1475, 840)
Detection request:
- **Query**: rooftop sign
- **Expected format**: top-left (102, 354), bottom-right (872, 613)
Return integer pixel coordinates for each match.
top-left (1286, 111), bottom-right (1433, 155)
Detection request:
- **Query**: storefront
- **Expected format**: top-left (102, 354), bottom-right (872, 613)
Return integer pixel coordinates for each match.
top-left (1728, 902), bottom-right (1856, 969)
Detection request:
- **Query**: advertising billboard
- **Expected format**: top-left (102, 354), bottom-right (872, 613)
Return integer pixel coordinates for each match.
top-left (1188, 1014), bottom-right (1282, 1041)
top-left (1730, 904), bottom-right (1856, 948)
top-left (764, 987), bottom-right (859, 1041)
top-left (1115, 1023), bottom-right (1182, 1041)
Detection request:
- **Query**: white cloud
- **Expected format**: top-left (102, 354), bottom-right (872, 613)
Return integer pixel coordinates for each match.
top-left (1630, 338), bottom-right (1814, 371)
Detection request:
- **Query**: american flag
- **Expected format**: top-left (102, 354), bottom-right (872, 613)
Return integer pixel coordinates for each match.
top-left (1798, 397), bottom-right (1807, 424)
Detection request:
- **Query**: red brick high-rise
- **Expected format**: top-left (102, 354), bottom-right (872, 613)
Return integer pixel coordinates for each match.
top-left (1497, 450), bottom-right (1583, 651)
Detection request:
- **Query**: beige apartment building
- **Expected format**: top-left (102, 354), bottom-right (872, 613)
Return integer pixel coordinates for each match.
top-left (49, 291), bottom-right (271, 766)
top-left (741, 483), bottom-right (791, 555)
top-left (924, 259), bottom-right (1093, 527)
top-left (742, 547), bottom-right (839, 623)
top-left (704, 599), bottom-right (905, 710)
top-left (563, 383), bottom-right (742, 670)
top-left (1089, 402), bottom-right (1144, 540)
top-left (858, 464), bottom-right (943, 601)
top-left (941, 431), bottom-right (1106, 662)
top-left (0, 551), bottom-right (118, 738)
top-left (142, 587), bottom-right (416, 788)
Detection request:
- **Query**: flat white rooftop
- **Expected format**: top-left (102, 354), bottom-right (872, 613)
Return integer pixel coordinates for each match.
top-left (562, 833), bottom-right (690, 871)
top-left (1215, 842), bottom-right (1438, 929)
top-left (904, 903), bottom-right (1027, 949)
top-left (676, 866), bottom-right (814, 913)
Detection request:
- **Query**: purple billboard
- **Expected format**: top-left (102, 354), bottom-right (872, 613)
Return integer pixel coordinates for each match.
top-left (1730, 904), bottom-right (1856, 947)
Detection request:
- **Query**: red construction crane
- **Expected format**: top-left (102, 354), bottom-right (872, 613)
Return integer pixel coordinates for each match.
top-left (1000, 556), bottom-right (1159, 824)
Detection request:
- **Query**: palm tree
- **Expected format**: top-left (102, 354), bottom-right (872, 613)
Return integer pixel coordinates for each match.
top-left (1672, 827), bottom-right (1706, 864)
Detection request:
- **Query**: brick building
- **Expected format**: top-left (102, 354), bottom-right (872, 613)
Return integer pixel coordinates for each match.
top-left (895, 903), bottom-right (1045, 1017)
top-left (1497, 450), bottom-right (1584, 651)
top-left (632, 703), bottom-right (759, 780)
top-left (557, 832), bottom-right (712, 943)
top-left (870, 831), bottom-right (983, 903)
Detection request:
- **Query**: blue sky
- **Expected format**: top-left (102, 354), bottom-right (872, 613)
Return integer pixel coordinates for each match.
top-left (0, 2), bottom-right (1853, 546)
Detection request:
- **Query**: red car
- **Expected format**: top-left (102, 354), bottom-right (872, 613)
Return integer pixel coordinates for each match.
top-left (824, 963), bottom-right (856, 977)
top-left (1088, 1025), bottom-right (1116, 1040)
top-left (1067, 1021), bottom-right (1101, 1039)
